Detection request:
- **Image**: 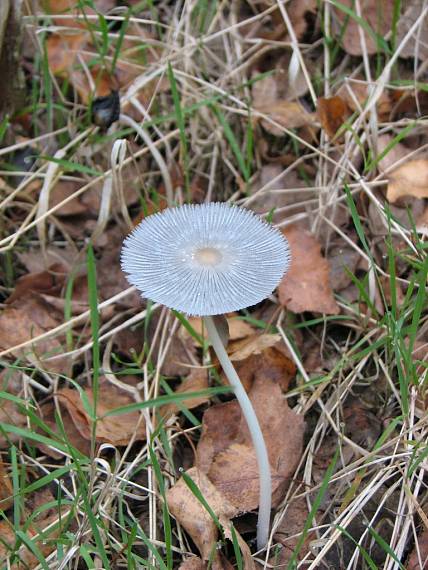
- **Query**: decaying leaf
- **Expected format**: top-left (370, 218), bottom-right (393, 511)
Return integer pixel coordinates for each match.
top-left (225, 333), bottom-right (296, 392)
top-left (181, 315), bottom-right (254, 346)
top-left (333, 0), bottom-right (393, 56)
top-left (396, 0), bottom-right (428, 61)
top-left (279, 226), bottom-right (340, 314)
top-left (166, 467), bottom-right (237, 560)
top-left (386, 159), bottom-right (428, 202)
top-left (196, 377), bottom-right (305, 513)
top-left (256, 100), bottom-right (316, 136)
top-left (406, 527), bottom-right (428, 570)
top-left (57, 378), bottom-right (146, 446)
top-left (337, 79), bottom-right (391, 120)
top-left (271, 496), bottom-right (313, 567)
top-left (317, 96), bottom-right (351, 139)
top-left (160, 368), bottom-right (210, 419)
top-left (38, 402), bottom-right (92, 458)
top-left (329, 241), bottom-right (361, 292)
top-left (0, 296), bottom-right (70, 374)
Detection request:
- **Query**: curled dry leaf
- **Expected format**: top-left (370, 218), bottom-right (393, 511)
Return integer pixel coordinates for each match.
top-left (317, 96), bottom-right (351, 139)
top-left (166, 467), bottom-right (238, 560)
top-left (333, 0), bottom-right (393, 55)
top-left (57, 378), bottom-right (146, 446)
top-left (386, 159), bottom-right (428, 202)
top-left (196, 377), bottom-right (305, 513)
top-left (279, 226), bottom-right (340, 314)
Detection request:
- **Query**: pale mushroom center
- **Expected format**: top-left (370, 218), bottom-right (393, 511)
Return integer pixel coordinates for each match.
top-left (193, 246), bottom-right (223, 267)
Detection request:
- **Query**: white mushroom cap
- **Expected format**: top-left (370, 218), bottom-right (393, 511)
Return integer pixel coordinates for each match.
top-left (121, 202), bottom-right (291, 316)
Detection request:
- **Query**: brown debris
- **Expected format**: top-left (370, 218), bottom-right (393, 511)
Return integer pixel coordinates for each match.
top-left (279, 226), bottom-right (340, 314)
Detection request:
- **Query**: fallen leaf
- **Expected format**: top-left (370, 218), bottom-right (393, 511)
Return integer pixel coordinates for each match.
top-left (337, 79), bottom-right (391, 120)
top-left (166, 467), bottom-right (237, 560)
top-left (0, 296), bottom-right (70, 374)
top-left (256, 101), bottom-right (316, 136)
top-left (249, 165), bottom-right (315, 226)
top-left (57, 378), bottom-right (146, 445)
top-left (387, 159), bottom-right (428, 202)
top-left (329, 241), bottom-right (361, 292)
top-left (6, 262), bottom-right (67, 304)
top-left (279, 226), bottom-right (340, 314)
top-left (196, 377), bottom-right (305, 513)
top-left (38, 402), bottom-right (92, 458)
top-left (406, 527), bottom-right (428, 570)
top-left (396, 0), bottom-right (428, 61)
top-left (225, 333), bottom-right (296, 392)
top-left (333, 0), bottom-right (393, 55)
top-left (179, 558), bottom-right (205, 570)
top-left (0, 457), bottom-right (13, 510)
top-left (181, 315), bottom-right (254, 346)
top-left (270, 496), bottom-right (313, 567)
top-left (160, 368), bottom-right (210, 419)
top-left (317, 96), bottom-right (351, 139)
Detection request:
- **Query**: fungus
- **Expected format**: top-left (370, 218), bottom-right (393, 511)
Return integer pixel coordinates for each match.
top-left (121, 202), bottom-right (291, 549)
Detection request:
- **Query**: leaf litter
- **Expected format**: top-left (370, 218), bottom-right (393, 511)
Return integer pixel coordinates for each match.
top-left (1, 0), bottom-right (428, 567)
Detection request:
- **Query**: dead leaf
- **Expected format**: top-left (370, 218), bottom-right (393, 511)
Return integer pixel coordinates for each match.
top-left (387, 159), bottom-right (428, 202)
top-left (196, 378), bottom-right (305, 513)
top-left (333, 0), bottom-right (393, 55)
top-left (271, 496), bottom-right (313, 567)
top-left (166, 467), bottom-right (237, 560)
top-left (406, 527), bottom-right (428, 569)
top-left (337, 79), bottom-right (391, 120)
top-left (0, 457), bottom-right (13, 510)
top-left (38, 402), bottom-right (92, 458)
top-left (181, 315), bottom-right (254, 347)
top-left (317, 96), bottom-right (351, 139)
top-left (396, 0), bottom-right (428, 61)
top-left (179, 558), bottom-right (205, 570)
top-left (160, 368), bottom-right (210, 419)
top-left (279, 226), bottom-right (340, 314)
top-left (329, 241), bottom-right (360, 292)
top-left (225, 333), bottom-right (296, 392)
top-left (256, 101), bottom-right (316, 136)
top-left (249, 165), bottom-right (315, 226)
top-left (57, 378), bottom-right (146, 445)
top-left (0, 296), bottom-right (70, 374)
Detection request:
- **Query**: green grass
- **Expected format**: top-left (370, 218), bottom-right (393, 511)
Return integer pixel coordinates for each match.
top-left (0, 0), bottom-right (427, 568)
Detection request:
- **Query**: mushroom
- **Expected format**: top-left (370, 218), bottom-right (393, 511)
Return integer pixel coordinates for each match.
top-left (121, 202), bottom-right (291, 549)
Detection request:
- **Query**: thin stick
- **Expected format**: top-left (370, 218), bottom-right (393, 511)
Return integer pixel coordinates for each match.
top-left (203, 316), bottom-right (272, 550)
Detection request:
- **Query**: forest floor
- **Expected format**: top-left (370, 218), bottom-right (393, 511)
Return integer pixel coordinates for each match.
top-left (1, 1), bottom-right (428, 569)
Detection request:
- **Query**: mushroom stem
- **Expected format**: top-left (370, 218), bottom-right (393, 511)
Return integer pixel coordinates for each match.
top-left (203, 316), bottom-right (272, 550)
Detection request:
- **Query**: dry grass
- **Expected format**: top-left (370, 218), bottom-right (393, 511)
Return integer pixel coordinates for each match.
top-left (0, 0), bottom-right (428, 568)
